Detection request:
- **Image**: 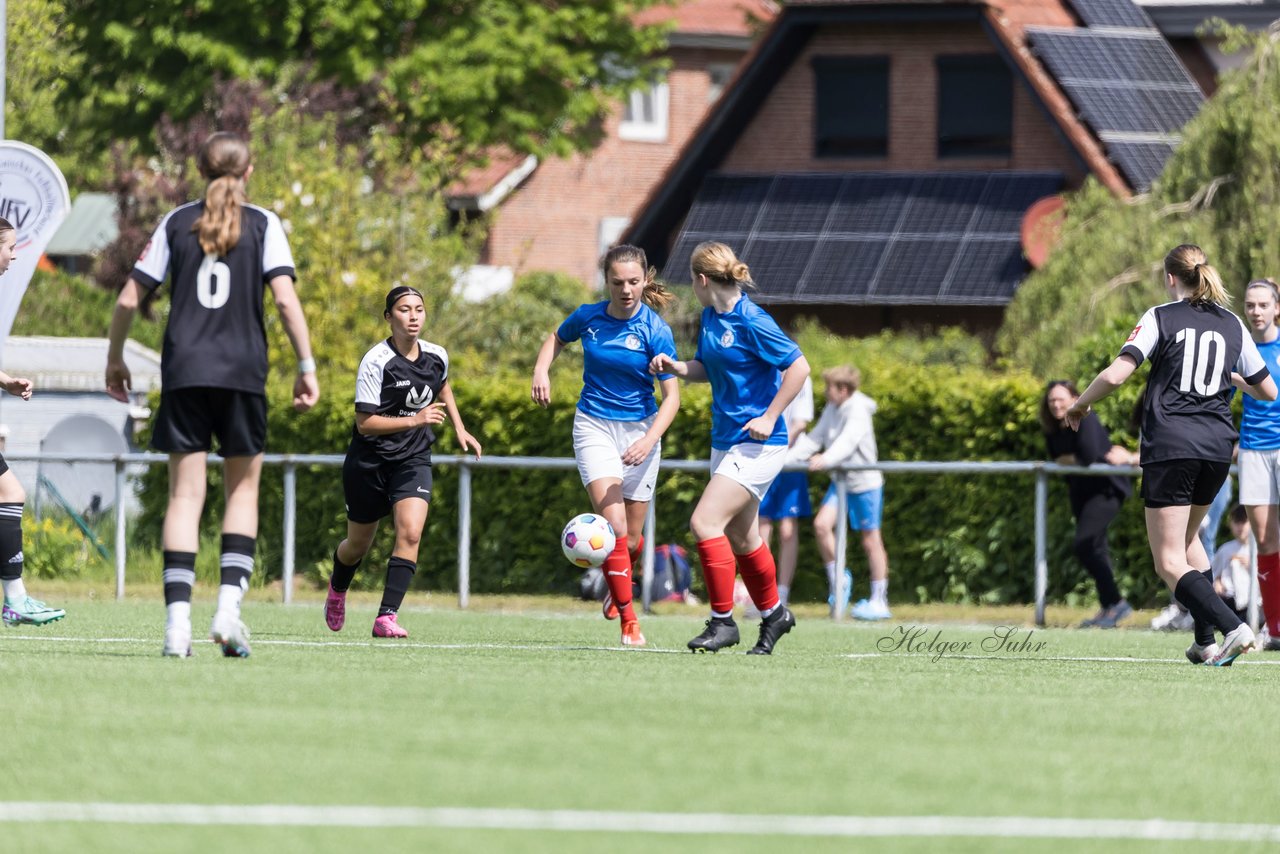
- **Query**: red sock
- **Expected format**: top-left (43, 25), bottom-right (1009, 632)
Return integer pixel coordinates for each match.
top-left (737, 542), bottom-right (781, 613)
top-left (1258, 552), bottom-right (1280, 636)
top-left (602, 539), bottom-right (636, 623)
top-left (697, 536), bottom-right (737, 615)
top-left (628, 535), bottom-right (644, 572)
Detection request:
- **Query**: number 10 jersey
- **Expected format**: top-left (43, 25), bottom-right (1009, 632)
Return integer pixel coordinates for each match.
top-left (131, 200), bottom-right (296, 394)
top-left (1121, 299), bottom-right (1269, 464)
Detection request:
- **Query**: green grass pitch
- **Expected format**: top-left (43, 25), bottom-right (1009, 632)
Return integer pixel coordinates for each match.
top-left (2, 593), bottom-right (1279, 853)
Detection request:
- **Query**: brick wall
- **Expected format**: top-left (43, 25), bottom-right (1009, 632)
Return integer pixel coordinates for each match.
top-left (721, 22), bottom-right (1087, 185)
top-left (484, 47), bottom-right (747, 286)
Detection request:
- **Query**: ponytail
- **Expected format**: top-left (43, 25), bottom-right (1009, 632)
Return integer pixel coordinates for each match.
top-left (690, 241), bottom-right (755, 289)
top-left (192, 133), bottom-right (250, 257)
top-left (1164, 244), bottom-right (1229, 307)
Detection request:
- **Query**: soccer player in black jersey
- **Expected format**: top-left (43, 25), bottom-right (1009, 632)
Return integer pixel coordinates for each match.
top-left (105, 133), bottom-right (320, 658)
top-left (325, 286), bottom-right (481, 638)
top-left (0, 217), bottom-right (65, 627)
top-left (1067, 244), bottom-right (1277, 666)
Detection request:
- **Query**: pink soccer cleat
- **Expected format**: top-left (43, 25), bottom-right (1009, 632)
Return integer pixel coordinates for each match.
top-left (372, 613), bottom-right (408, 638)
top-left (324, 585), bottom-right (346, 632)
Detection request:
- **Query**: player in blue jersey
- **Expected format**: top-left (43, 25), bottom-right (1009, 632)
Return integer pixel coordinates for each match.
top-left (650, 241), bottom-right (810, 655)
top-left (106, 133), bottom-right (319, 658)
top-left (531, 244), bottom-right (680, 647)
top-left (326, 286), bottom-right (482, 638)
top-left (1237, 278), bottom-right (1280, 650)
top-left (1067, 245), bottom-right (1276, 666)
top-left (0, 217), bottom-right (65, 628)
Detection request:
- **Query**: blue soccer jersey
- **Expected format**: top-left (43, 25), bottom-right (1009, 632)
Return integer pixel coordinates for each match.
top-left (557, 301), bottom-right (677, 421)
top-left (695, 294), bottom-right (802, 450)
top-left (1242, 336), bottom-right (1280, 450)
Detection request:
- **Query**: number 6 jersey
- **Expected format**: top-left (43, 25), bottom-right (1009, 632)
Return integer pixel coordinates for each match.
top-left (1121, 299), bottom-right (1270, 464)
top-left (131, 201), bottom-right (296, 394)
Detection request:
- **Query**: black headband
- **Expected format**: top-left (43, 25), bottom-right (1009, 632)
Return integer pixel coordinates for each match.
top-left (384, 286), bottom-right (423, 314)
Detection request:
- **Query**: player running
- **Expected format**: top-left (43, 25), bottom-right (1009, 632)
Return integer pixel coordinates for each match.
top-left (650, 241), bottom-right (810, 655)
top-left (1067, 244), bottom-right (1276, 666)
top-left (531, 245), bottom-right (679, 647)
top-left (325, 286), bottom-right (481, 638)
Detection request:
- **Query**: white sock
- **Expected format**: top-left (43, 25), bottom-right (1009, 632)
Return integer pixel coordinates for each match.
top-left (871, 579), bottom-right (888, 603)
top-left (2, 576), bottom-right (26, 603)
top-left (711, 608), bottom-right (733, 620)
top-left (217, 583), bottom-right (244, 618)
top-left (167, 601), bottom-right (191, 629)
top-left (777, 584), bottom-right (790, 606)
top-left (760, 602), bottom-right (780, 619)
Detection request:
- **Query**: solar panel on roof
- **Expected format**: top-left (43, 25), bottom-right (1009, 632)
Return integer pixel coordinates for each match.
top-left (1066, 0), bottom-right (1155, 30)
top-left (1026, 26), bottom-right (1202, 188)
top-left (661, 172), bottom-right (1062, 304)
top-left (1107, 140), bottom-right (1179, 191)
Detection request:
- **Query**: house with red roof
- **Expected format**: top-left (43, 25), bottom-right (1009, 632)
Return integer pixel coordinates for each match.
top-left (621, 0), bottom-right (1245, 336)
top-left (449, 0), bottom-right (778, 294)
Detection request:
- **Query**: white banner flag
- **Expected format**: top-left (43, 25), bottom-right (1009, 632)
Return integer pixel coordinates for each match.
top-left (0, 141), bottom-right (71, 362)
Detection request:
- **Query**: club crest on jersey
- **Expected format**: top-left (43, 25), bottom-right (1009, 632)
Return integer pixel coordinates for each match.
top-left (1126, 324), bottom-right (1141, 342)
top-left (720, 329), bottom-right (735, 348)
top-left (406, 385), bottom-right (433, 409)
top-left (624, 333), bottom-right (641, 351)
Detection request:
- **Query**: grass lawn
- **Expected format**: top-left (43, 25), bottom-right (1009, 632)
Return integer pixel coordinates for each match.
top-left (2, 588), bottom-right (1278, 853)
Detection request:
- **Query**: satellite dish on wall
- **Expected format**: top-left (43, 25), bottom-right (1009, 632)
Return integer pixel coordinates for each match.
top-left (39, 415), bottom-right (128, 514)
top-left (1021, 194), bottom-right (1067, 269)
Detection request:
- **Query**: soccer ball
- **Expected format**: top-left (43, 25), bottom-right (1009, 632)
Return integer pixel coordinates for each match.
top-left (561, 513), bottom-right (616, 568)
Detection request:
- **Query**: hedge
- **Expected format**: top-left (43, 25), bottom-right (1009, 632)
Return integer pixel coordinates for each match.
top-left (129, 348), bottom-right (1168, 608)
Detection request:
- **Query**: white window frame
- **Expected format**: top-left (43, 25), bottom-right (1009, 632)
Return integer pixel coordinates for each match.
top-left (707, 63), bottom-right (736, 104)
top-left (597, 217), bottom-right (632, 287)
top-left (619, 82), bottom-right (669, 143)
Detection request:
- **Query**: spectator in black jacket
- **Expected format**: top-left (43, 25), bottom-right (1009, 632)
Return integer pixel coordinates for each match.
top-left (1041, 380), bottom-right (1133, 628)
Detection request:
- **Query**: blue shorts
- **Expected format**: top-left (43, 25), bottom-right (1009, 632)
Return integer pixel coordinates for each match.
top-left (759, 471), bottom-right (812, 520)
top-left (822, 483), bottom-right (883, 531)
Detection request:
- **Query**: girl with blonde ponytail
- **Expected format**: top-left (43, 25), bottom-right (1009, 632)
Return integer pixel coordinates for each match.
top-left (106, 131), bottom-right (320, 659)
top-left (1066, 243), bottom-right (1277, 665)
top-left (650, 241), bottom-right (811, 655)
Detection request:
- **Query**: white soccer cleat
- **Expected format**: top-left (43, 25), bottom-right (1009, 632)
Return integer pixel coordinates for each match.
top-left (210, 611), bottom-right (251, 658)
top-left (1151, 602), bottom-right (1192, 632)
top-left (163, 623), bottom-right (193, 658)
top-left (1209, 624), bottom-right (1256, 667)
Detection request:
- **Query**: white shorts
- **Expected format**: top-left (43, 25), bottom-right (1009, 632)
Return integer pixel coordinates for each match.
top-left (1238, 448), bottom-right (1280, 505)
top-left (709, 443), bottom-right (788, 502)
top-left (572, 410), bottom-right (660, 501)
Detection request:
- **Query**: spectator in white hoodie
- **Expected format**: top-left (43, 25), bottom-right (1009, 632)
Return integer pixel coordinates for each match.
top-left (790, 365), bottom-right (891, 620)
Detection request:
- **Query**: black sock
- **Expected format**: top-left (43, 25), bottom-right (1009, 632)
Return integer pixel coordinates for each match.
top-left (331, 548), bottom-right (361, 593)
top-left (1175, 569), bottom-right (1243, 638)
top-left (219, 533), bottom-right (255, 592)
top-left (0, 503), bottom-right (23, 582)
top-left (378, 556), bottom-right (416, 615)
top-left (162, 550), bottom-right (196, 606)
top-left (1192, 569), bottom-right (1217, 646)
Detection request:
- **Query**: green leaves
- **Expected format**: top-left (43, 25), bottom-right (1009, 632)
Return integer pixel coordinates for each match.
top-left (62, 0), bottom-right (670, 159)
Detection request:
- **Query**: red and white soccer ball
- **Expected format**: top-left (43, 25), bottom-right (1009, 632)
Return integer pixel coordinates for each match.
top-left (561, 513), bottom-right (616, 568)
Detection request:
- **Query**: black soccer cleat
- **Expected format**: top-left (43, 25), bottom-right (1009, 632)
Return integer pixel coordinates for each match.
top-left (688, 617), bottom-right (740, 653)
top-left (747, 606), bottom-right (796, 655)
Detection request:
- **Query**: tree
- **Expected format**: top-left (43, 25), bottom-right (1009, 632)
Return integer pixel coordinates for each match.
top-left (62, 0), bottom-right (671, 159)
top-left (5, 0), bottom-right (111, 188)
top-left (997, 24), bottom-right (1280, 378)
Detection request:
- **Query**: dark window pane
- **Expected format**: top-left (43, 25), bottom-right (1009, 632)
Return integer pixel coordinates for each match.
top-left (813, 57), bottom-right (889, 158)
top-left (937, 56), bottom-right (1012, 158)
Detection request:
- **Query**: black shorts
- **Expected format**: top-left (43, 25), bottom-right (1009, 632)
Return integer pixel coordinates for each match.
top-left (1141, 459), bottom-right (1231, 508)
top-left (151, 387), bottom-right (267, 456)
top-left (0, 452), bottom-right (8, 478)
top-left (343, 454), bottom-right (433, 524)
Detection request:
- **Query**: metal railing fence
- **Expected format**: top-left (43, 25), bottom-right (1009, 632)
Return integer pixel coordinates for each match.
top-left (7, 452), bottom-right (1151, 625)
